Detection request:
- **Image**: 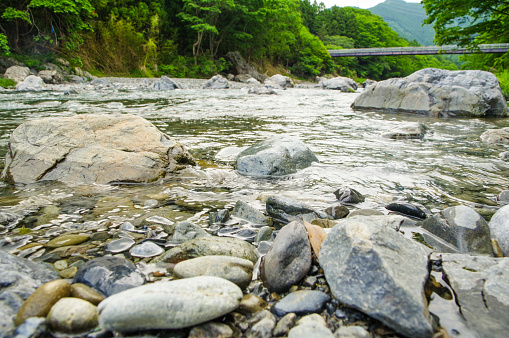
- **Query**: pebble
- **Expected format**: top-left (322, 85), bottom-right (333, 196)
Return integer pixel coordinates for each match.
top-left (45, 234), bottom-right (90, 248)
top-left (15, 279), bottom-right (71, 325)
top-left (105, 237), bottom-right (135, 253)
top-left (47, 297), bottom-right (98, 334)
top-left (288, 314), bottom-right (334, 338)
top-left (335, 325), bottom-right (372, 337)
top-left (385, 202), bottom-right (427, 219)
top-left (129, 241), bottom-right (165, 258)
top-left (70, 283), bottom-right (106, 305)
top-left (325, 205), bottom-right (350, 219)
top-left (239, 294), bottom-right (268, 314)
top-left (272, 290), bottom-right (330, 316)
top-left (53, 260), bottom-right (68, 270)
top-left (188, 322), bottom-right (234, 338)
top-left (174, 255), bottom-right (254, 289)
top-left (10, 317), bottom-right (47, 338)
top-left (333, 187), bottom-right (365, 204)
top-left (273, 313), bottom-right (297, 337)
top-left (58, 266), bottom-right (78, 279)
top-left (73, 256), bottom-right (146, 296)
top-left (246, 310), bottom-right (276, 338)
top-left (98, 276), bottom-right (243, 331)
top-left (172, 221), bottom-right (210, 242)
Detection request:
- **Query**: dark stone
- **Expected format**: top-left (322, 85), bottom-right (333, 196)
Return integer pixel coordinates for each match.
top-left (208, 209), bottom-right (231, 225)
top-left (226, 51), bottom-right (267, 83)
top-left (421, 205), bottom-right (493, 255)
top-left (325, 205), bottom-right (349, 219)
top-left (385, 202), bottom-right (427, 219)
top-left (272, 290), bottom-right (330, 317)
top-left (73, 256), bottom-right (145, 296)
top-left (266, 195), bottom-right (329, 225)
top-left (333, 187), bottom-right (365, 204)
top-left (153, 76), bottom-right (182, 90)
top-left (260, 221), bottom-right (311, 293)
top-left (232, 201), bottom-right (268, 226)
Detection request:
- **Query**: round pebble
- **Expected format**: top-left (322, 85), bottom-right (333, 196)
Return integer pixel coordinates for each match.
top-left (47, 297), bottom-right (98, 334)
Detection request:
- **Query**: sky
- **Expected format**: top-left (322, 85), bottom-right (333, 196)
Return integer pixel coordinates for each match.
top-left (319, 0), bottom-right (422, 9)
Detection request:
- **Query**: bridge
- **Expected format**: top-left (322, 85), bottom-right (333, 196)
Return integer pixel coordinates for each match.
top-left (328, 43), bottom-right (509, 57)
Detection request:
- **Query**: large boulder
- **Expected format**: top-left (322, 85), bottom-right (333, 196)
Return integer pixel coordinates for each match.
top-left (352, 68), bottom-right (508, 117)
top-left (264, 74), bottom-right (294, 89)
top-left (16, 75), bottom-right (46, 92)
top-left (37, 70), bottom-right (64, 84)
top-left (320, 218), bottom-right (433, 338)
top-left (1, 113), bottom-right (195, 185)
top-left (235, 136), bottom-right (318, 177)
top-left (437, 253), bottom-right (509, 337)
top-left (153, 76), bottom-right (182, 90)
top-left (489, 205), bottom-right (509, 256)
top-left (203, 75), bottom-right (229, 89)
top-left (226, 51), bottom-right (267, 83)
top-left (4, 66), bottom-right (30, 84)
top-left (319, 76), bottom-right (357, 92)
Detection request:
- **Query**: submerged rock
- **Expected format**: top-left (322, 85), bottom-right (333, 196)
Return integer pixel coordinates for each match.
top-left (422, 205), bottom-right (493, 255)
top-left (319, 76), bottom-right (357, 92)
top-left (248, 86), bottom-right (277, 95)
top-left (382, 122), bottom-right (428, 139)
top-left (236, 136), bottom-right (318, 177)
top-left (260, 221), bottom-right (311, 293)
top-left (73, 256), bottom-right (145, 296)
top-left (172, 221), bottom-right (210, 243)
top-left (1, 114), bottom-right (195, 185)
top-left (203, 75), bottom-right (230, 89)
top-left (481, 127), bottom-right (509, 144)
top-left (266, 195), bottom-right (329, 224)
top-left (153, 76), bottom-right (182, 90)
top-left (320, 218), bottom-right (433, 338)
top-left (232, 200), bottom-right (268, 226)
top-left (98, 276), bottom-right (243, 331)
top-left (352, 68), bottom-right (508, 117)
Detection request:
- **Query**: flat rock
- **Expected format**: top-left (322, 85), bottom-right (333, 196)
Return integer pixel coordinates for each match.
top-left (266, 195), bottom-right (329, 225)
top-left (272, 290), bottom-right (330, 316)
top-left (73, 256), bottom-right (145, 296)
top-left (439, 253), bottom-right (509, 337)
top-left (97, 276), bottom-right (243, 331)
top-left (422, 205), bottom-right (493, 255)
top-left (47, 297), bottom-right (98, 334)
top-left (236, 136), bottom-right (318, 177)
top-left (1, 114), bottom-right (195, 185)
top-left (382, 122), bottom-right (428, 139)
top-left (320, 218), bottom-right (433, 338)
top-left (173, 255), bottom-right (253, 289)
top-left (488, 205), bottom-right (509, 256)
top-left (352, 68), bottom-right (508, 117)
top-left (155, 236), bottom-right (258, 264)
top-left (260, 221), bottom-right (311, 293)
top-left (45, 234), bottom-right (90, 248)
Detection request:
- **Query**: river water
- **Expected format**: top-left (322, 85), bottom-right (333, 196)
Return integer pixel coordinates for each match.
top-left (1, 79), bottom-right (508, 222)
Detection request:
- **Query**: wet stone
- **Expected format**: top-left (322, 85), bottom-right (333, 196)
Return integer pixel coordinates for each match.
top-left (385, 202), bottom-right (427, 219)
top-left (232, 200), bottom-right (268, 226)
top-left (255, 226), bottom-right (273, 244)
top-left (105, 237), bottom-right (135, 253)
top-left (273, 313), bottom-right (297, 337)
top-left (45, 234), bottom-right (90, 248)
top-left (266, 195), bottom-right (329, 225)
top-left (239, 294), bottom-right (268, 314)
top-left (172, 221), bottom-right (210, 243)
top-left (70, 283), bottom-right (106, 305)
top-left (188, 321), bottom-right (234, 338)
top-left (58, 266), bottom-right (78, 279)
top-left (246, 310), bottom-right (276, 338)
top-left (73, 256), bottom-right (146, 296)
top-left (272, 290), bottom-right (330, 317)
top-left (333, 187), bottom-right (365, 204)
top-left (129, 241), bottom-right (165, 258)
top-left (47, 297), bottom-right (98, 335)
top-left (325, 205), bottom-right (350, 219)
top-left (209, 209), bottom-right (231, 225)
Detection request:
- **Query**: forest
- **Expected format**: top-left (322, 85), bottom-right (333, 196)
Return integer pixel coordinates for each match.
top-left (0, 0), bottom-right (507, 85)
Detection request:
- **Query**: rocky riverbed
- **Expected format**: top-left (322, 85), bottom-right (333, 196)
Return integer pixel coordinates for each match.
top-left (1, 69), bottom-right (509, 338)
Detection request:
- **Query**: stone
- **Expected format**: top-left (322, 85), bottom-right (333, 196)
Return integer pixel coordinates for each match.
top-left (352, 68), bottom-right (508, 117)
top-left (172, 221), bottom-right (210, 243)
top-left (421, 205), bottom-right (493, 255)
top-left (246, 310), bottom-right (276, 338)
top-left (59, 267), bottom-right (78, 279)
top-left (272, 290), bottom-right (330, 317)
top-left (188, 322), bottom-right (234, 338)
top-left (264, 74), bottom-right (294, 89)
top-left (334, 326), bottom-right (371, 338)
top-left (226, 51), bottom-right (267, 83)
top-left (333, 187), bottom-right (365, 204)
top-left (232, 200), bottom-right (268, 226)
top-left (236, 136), bottom-right (318, 177)
top-left (319, 76), bottom-right (357, 92)
top-left (47, 297), bottom-right (98, 334)
top-left (37, 70), bottom-right (64, 84)
top-left (260, 221), bottom-right (311, 293)
top-left (238, 294), bottom-right (267, 315)
top-left (438, 253), bottom-right (509, 337)
top-left (273, 313), bottom-right (297, 336)
top-left (98, 276), bottom-right (243, 331)
top-left (255, 226), bottom-right (273, 244)
top-left (10, 317), bottom-right (47, 338)
top-left (325, 205), bottom-right (349, 219)
top-left (266, 195), bottom-right (329, 225)
top-left (155, 236), bottom-right (258, 264)
top-left (129, 241), bottom-right (165, 258)
top-left (4, 66), bottom-right (30, 83)
top-left (105, 238), bottom-right (135, 253)
top-left (489, 204), bottom-right (509, 256)
top-left (173, 255), bottom-right (254, 289)
top-left (319, 219), bottom-right (433, 338)
top-left (45, 234), bottom-right (90, 248)
top-left (480, 127), bottom-right (509, 144)
top-left (362, 79), bottom-right (377, 88)
top-left (16, 75), bottom-right (46, 92)
top-left (203, 75), bottom-right (230, 89)
top-left (347, 209), bottom-right (384, 217)
top-left (248, 86), bottom-right (277, 95)
top-left (288, 314), bottom-right (334, 338)
top-left (70, 283), bottom-right (105, 305)
top-left (385, 202), bottom-right (427, 219)
top-left (382, 122), bottom-right (428, 139)
top-left (209, 209), bottom-right (231, 225)
top-left (15, 280), bottom-right (71, 326)
top-left (1, 114), bottom-right (195, 185)
top-left (73, 256), bottom-right (145, 297)
top-left (498, 190), bottom-right (509, 202)
top-left (153, 76), bottom-right (182, 90)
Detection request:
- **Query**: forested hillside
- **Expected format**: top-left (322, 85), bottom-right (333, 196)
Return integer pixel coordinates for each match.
top-left (369, 0), bottom-right (435, 46)
top-left (0, 0), bottom-right (469, 81)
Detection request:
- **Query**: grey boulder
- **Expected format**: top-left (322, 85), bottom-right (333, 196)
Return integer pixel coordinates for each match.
top-left (319, 76), bottom-right (357, 92)
top-left (16, 75), bottom-right (46, 91)
top-left (264, 74), bottom-right (294, 89)
top-left (236, 136), bottom-right (318, 177)
top-left (153, 76), bottom-right (182, 90)
top-left (489, 204), bottom-right (509, 256)
top-left (320, 218), bottom-right (433, 338)
top-left (98, 276), bottom-right (242, 331)
top-left (1, 113), bottom-right (194, 185)
top-left (4, 66), bottom-right (30, 84)
top-left (203, 75), bottom-right (230, 89)
top-left (382, 122), bottom-right (428, 139)
top-left (352, 68), bottom-right (508, 117)
top-left (37, 70), bottom-right (64, 84)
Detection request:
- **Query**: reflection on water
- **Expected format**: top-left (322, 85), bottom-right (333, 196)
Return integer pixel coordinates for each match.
top-left (1, 86), bottom-right (508, 219)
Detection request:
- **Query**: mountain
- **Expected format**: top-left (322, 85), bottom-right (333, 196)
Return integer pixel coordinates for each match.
top-left (369, 0), bottom-right (435, 46)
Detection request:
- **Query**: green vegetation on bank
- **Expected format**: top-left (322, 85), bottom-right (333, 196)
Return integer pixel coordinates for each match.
top-left (0, 0), bottom-right (507, 82)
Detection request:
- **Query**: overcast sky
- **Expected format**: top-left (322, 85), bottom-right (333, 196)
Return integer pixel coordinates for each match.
top-left (319, 0), bottom-right (422, 9)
